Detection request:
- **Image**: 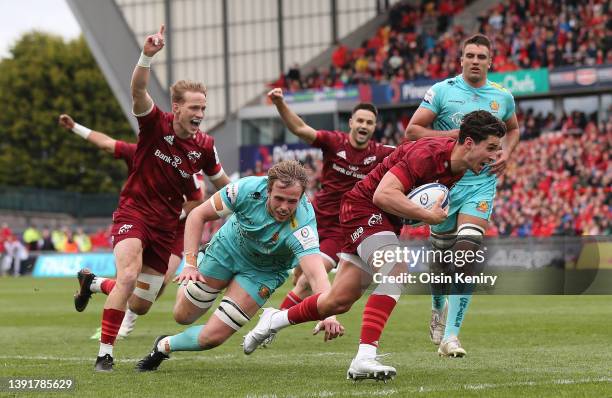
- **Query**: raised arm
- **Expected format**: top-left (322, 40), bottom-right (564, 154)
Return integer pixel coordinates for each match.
top-left (131, 24), bottom-right (165, 116)
top-left (405, 107), bottom-right (459, 141)
top-left (58, 114), bottom-right (116, 154)
top-left (268, 88), bottom-right (317, 144)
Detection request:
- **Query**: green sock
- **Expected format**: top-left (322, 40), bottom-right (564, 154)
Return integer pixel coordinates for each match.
top-left (168, 325), bottom-right (204, 352)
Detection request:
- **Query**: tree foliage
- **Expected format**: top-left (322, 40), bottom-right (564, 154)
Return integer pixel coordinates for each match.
top-left (0, 32), bottom-right (135, 193)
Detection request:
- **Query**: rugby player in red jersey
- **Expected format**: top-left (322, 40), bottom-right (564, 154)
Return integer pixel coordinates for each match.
top-left (59, 114), bottom-right (206, 338)
top-left (72, 25), bottom-right (231, 372)
top-left (244, 110), bottom-right (506, 381)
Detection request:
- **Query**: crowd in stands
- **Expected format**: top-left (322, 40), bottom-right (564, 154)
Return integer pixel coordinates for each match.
top-left (271, 0), bottom-right (610, 91)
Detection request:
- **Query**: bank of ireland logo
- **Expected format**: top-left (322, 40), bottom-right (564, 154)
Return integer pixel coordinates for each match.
top-left (420, 193), bottom-right (429, 206)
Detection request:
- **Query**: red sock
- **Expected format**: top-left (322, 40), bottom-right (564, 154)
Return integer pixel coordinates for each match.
top-left (280, 291), bottom-right (303, 310)
top-left (287, 293), bottom-right (322, 324)
top-left (360, 294), bottom-right (397, 347)
top-left (100, 279), bottom-right (116, 295)
top-left (100, 308), bottom-right (125, 346)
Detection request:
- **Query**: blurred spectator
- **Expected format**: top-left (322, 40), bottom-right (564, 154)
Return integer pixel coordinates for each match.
top-left (37, 228), bottom-right (56, 251)
top-left (22, 226), bottom-right (41, 251)
top-left (62, 231), bottom-right (79, 253)
top-left (74, 227), bottom-right (92, 252)
top-left (1, 235), bottom-right (28, 277)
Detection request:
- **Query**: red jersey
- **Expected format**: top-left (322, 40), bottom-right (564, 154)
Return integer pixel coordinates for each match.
top-left (116, 104), bottom-right (222, 231)
top-left (344, 137), bottom-right (464, 227)
top-left (311, 130), bottom-right (394, 219)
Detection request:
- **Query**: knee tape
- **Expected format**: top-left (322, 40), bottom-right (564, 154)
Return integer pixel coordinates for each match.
top-left (184, 280), bottom-right (220, 309)
top-left (456, 223), bottom-right (485, 246)
top-left (133, 273), bottom-right (164, 303)
top-left (430, 232), bottom-right (457, 250)
top-left (214, 297), bottom-right (250, 331)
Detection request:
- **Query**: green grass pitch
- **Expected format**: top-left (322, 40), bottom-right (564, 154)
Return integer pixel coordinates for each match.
top-left (1, 277), bottom-right (611, 397)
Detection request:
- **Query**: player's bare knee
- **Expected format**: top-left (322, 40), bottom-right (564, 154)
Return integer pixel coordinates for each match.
top-left (128, 297), bottom-right (153, 315)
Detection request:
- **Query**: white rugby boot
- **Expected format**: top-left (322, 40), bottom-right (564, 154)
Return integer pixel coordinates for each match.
top-left (243, 308), bottom-right (281, 355)
top-left (438, 335), bottom-right (467, 358)
top-left (429, 300), bottom-right (448, 345)
top-left (347, 355), bottom-right (396, 382)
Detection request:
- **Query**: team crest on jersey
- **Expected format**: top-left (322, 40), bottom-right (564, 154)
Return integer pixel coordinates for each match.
top-left (489, 100), bottom-right (499, 112)
top-left (476, 201), bottom-right (489, 213)
top-left (270, 232), bottom-right (279, 243)
top-left (336, 150), bottom-right (346, 160)
top-left (258, 285), bottom-right (271, 299)
top-left (164, 135), bottom-right (174, 145)
top-left (363, 155), bottom-right (377, 165)
top-left (451, 112), bottom-right (465, 127)
top-left (368, 213), bottom-right (382, 226)
top-left (187, 151), bottom-right (201, 162)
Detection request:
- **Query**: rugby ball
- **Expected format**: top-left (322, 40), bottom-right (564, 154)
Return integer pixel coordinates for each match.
top-left (403, 183), bottom-right (450, 227)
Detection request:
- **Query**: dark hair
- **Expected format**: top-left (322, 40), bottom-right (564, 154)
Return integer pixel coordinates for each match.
top-left (267, 160), bottom-right (308, 195)
top-left (352, 103), bottom-right (378, 118)
top-left (458, 110), bottom-right (506, 144)
top-left (462, 34), bottom-right (491, 52)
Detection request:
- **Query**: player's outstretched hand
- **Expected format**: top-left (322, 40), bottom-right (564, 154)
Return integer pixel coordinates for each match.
top-left (267, 88), bottom-right (284, 104)
top-left (58, 114), bottom-right (75, 129)
top-left (143, 24), bottom-right (165, 56)
top-left (313, 316), bottom-right (345, 342)
top-left (426, 196), bottom-right (448, 225)
top-left (174, 265), bottom-right (206, 284)
top-left (490, 151), bottom-right (509, 176)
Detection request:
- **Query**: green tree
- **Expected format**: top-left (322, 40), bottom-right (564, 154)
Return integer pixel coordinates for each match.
top-left (0, 32), bottom-right (135, 193)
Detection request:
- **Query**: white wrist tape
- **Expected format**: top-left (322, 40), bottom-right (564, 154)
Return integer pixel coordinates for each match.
top-left (72, 123), bottom-right (92, 139)
top-left (137, 52), bottom-right (153, 68)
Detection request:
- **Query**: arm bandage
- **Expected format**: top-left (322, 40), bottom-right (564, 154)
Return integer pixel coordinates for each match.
top-left (72, 123), bottom-right (92, 139)
top-left (137, 52), bottom-right (153, 68)
top-left (211, 194), bottom-right (232, 217)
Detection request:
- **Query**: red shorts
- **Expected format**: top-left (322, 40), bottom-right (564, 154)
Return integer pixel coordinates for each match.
top-left (111, 211), bottom-right (176, 274)
top-left (339, 195), bottom-right (401, 255)
top-left (316, 213), bottom-right (342, 265)
top-left (170, 219), bottom-right (186, 258)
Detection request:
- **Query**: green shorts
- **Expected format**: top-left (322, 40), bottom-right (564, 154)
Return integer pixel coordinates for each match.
top-left (431, 182), bottom-right (496, 234)
top-left (198, 239), bottom-right (289, 306)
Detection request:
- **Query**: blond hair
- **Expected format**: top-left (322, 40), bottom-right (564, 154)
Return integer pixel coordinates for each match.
top-left (267, 160), bottom-right (308, 194)
top-left (170, 80), bottom-right (207, 104)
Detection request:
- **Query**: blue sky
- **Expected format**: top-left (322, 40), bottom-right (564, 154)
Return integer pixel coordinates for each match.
top-left (0, 0), bottom-right (81, 59)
